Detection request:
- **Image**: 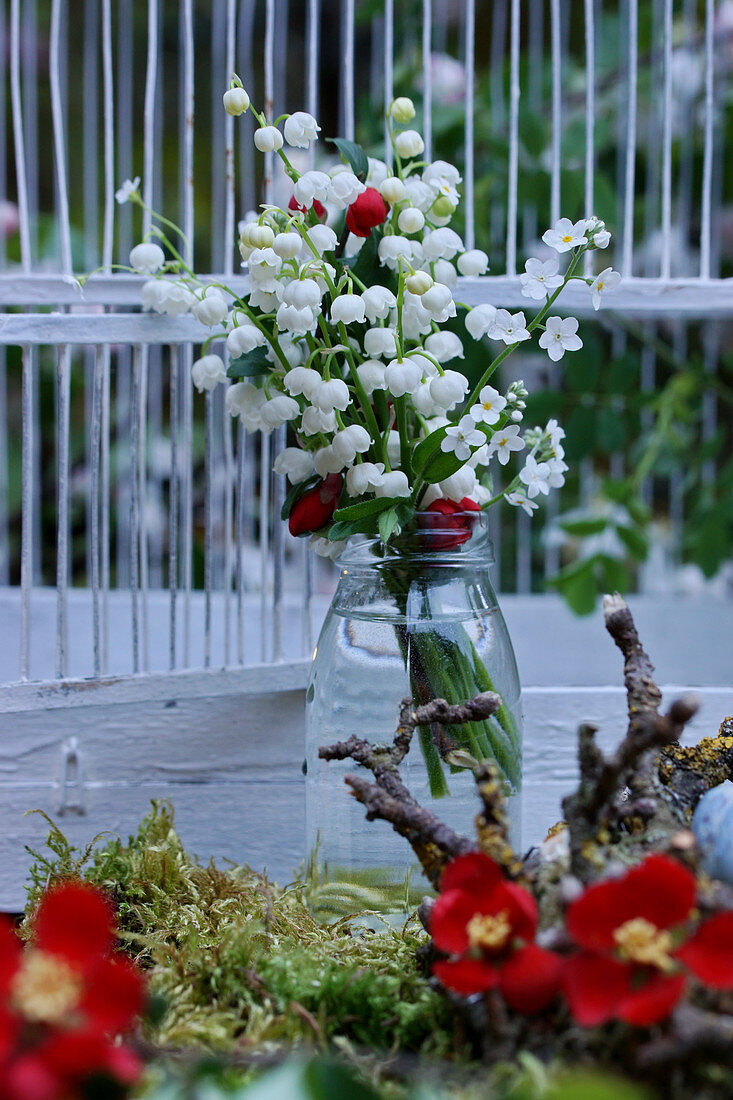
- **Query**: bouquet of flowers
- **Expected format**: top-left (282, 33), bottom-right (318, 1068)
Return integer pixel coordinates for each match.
top-left (118, 79), bottom-right (618, 798)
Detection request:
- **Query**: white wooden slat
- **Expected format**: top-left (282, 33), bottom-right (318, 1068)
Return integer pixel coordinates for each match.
top-left (550, 0), bottom-right (561, 225)
top-left (700, 0), bottom-right (715, 279)
top-left (660, 0), bottom-right (674, 280)
top-left (55, 346), bottom-right (72, 679)
top-left (342, 0), bottom-right (355, 142)
top-left (583, 0), bottom-right (595, 278)
top-left (383, 0), bottom-right (394, 163)
top-left (49, 0), bottom-right (73, 275)
top-left (463, 0), bottom-right (476, 252)
top-left (10, 0), bottom-right (31, 270)
top-left (421, 0), bottom-right (432, 162)
top-left (622, 0), bottom-right (639, 277)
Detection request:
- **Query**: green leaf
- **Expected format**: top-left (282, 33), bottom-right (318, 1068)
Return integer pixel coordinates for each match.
top-left (597, 554), bottom-right (632, 593)
top-left (615, 524), bottom-right (649, 561)
top-left (378, 507), bottom-right (401, 544)
top-left (280, 475), bottom-right (320, 522)
top-left (226, 345), bottom-right (271, 378)
top-left (333, 496), bottom-right (403, 522)
top-left (547, 559), bottom-right (597, 616)
top-left (412, 427), bottom-right (448, 475)
top-left (559, 517), bottom-right (609, 537)
top-left (421, 450), bottom-right (464, 485)
top-left (328, 137), bottom-right (369, 181)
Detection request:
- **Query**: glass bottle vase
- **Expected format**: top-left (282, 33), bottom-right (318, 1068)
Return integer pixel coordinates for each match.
top-left (305, 511), bottom-right (522, 923)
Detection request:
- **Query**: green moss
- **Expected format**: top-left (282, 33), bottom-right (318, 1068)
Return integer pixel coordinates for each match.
top-left (24, 802), bottom-right (459, 1061)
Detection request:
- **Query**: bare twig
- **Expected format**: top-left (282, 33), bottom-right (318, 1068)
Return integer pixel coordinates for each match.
top-left (319, 693), bottom-right (502, 887)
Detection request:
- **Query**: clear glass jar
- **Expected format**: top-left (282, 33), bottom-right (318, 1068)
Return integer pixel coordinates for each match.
top-left (305, 511), bottom-right (522, 923)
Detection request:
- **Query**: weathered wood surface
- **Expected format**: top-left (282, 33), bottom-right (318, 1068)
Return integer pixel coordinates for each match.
top-left (1, 680), bottom-right (731, 911)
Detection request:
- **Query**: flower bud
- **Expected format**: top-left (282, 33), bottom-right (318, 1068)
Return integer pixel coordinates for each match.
top-left (457, 249), bottom-right (489, 276)
top-left (288, 473), bottom-right (343, 537)
top-left (191, 354), bottom-right (227, 393)
top-left (431, 195), bottom-right (456, 218)
top-left (240, 223), bottom-right (275, 250)
top-left (379, 177), bottom-right (407, 204)
top-left (223, 87), bottom-right (250, 116)
top-left (406, 271), bottom-right (433, 296)
top-left (398, 207), bottom-right (425, 234)
top-left (345, 188), bottom-right (388, 238)
top-left (253, 125), bottom-right (283, 152)
top-left (391, 97), bottom-right (416, 123)
top-left (394, 130), bottom-right (425, 158)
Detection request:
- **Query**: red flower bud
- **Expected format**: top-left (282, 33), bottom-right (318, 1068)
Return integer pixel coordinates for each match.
top-left (420, 497), bottom-right (481, 550)
top-left (345, 187), bottom-right (388, 238)
top-left (288, 473), bottom-right (343, 537)
top-left (288, 195), bottom-right (327, 222)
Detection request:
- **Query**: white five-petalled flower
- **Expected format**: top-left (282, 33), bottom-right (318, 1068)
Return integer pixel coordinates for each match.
top-left (590, 267), bottom-right (621, 310)
top-left (441, 415), bottom-right (485, 462)
top-left (115, 177), bottom-right (140, 204)
top-left (538, 316), bottom-right (583, 361)
top-left (520, 257), bottom-right (564, 301)
top-left (542, 218), bottom-right (587, 253)
top-left (487, 424), bottom-right (525, 465)
top-left (489, 309), bottom-right (531, 345)
top-left (469, 386), bottom-right (507, 426)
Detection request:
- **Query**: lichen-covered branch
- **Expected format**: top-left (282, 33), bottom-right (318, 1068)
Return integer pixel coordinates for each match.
top-left (562, 594), bottom-right (699, 880)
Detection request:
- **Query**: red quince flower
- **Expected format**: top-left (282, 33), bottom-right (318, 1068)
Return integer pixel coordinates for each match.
top-left (430, 852), bottom-right (562, 1013)
top-left (288, 473), bottom-right (343, 537)
top-left (346, 187), bottom-right (388, 238)
top-left (563, 854), bottom-right (733, 1028)
top-left (288, 194), bottom-right (327, 222)
top-left (420, 497), bottom-right (481, 550)
top-left (0, 881), bottom-right (145, 1100)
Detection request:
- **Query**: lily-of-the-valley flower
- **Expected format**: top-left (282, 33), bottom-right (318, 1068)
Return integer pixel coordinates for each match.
top-left (430, 853), bottom-right (562, 1012)
top-left (590, 267), bottom-right (622, 310)
top-left (376, 470), bottom-right (411, 498)
top-left (253, 125), bottom-right (283, 152)
top-left (538, 316), bottom-right (583, 362)
top-left (222, 86), bottom-right (250, 115)
top-left (465, 304), bottom-right (497, 340)
top-left (398, 207), bottom-right (426, 234)
top-left (273, 447), bottom-right (315, 484)
top-left (346, 462), bottom-right (386, 497)
top-left (330, 294), bottom-right (366, 325)
top-left (129, 241), bottom-right (165, 274)
top-left (385, 357), bottom-right (423, 398)
top-left (505, 490), bottom-right (538, 515)
top-left (424, 331), bottom-right (464, 363)
top-left (456, 249), bottom-right (489, 276)
top-left (430, 370), bottom-right (469, 412)
top-left (192, 287), bottom-right (229, 327)
top-left (192, 355), bottom-right (227, 393)
top-left (394, 129), bottom-right (425, 158)
top-left (563, 855), bottom-right (733, 1028)
top-left (391, 96), bottom-right (416, 123)
top-left (283, 111), bottom-right (320, 148)
top-left (328, 172), bottom-right (367, 209)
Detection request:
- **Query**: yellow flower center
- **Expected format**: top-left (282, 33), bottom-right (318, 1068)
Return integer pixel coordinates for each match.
top-left (598, 280), bottom-right (604, 291)
top-left (613, 917), bottom-right (674, 971)
top-left (562, 234), bottom-right (573, 242)
top-left (11, 950), bottom-right (82, 1024)
top-left (466, 910), bottom-right (512, 952)
top-left (483, 400), bottom-right (493, 411)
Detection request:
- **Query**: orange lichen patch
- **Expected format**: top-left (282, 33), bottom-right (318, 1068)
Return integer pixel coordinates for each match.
top-left (545, 822), bottom-right (566, 840)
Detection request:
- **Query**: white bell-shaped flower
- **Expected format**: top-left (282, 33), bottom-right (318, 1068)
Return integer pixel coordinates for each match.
top-left (191, 355), bottom-right (227, 393)
top-left (293, 171), bottom-right (331, 208)
top-left (422, 227), bottom-right (464, 261)
top-left (457, 249), bottom-right (489, 276)
top-left (283, 111), bottom-right (320, 148)
top-left (328, 172), bottom-right (366, 209)
top-left (253, 125), bottom-right (283, 152)
top-left (376, 470), bottom-right (410, 498)
top-left (363, 327), bottom-right (398, 359)
top-left (273, 232), bottom-right (303, 259)
top-left (192, 288), bottom-right (229, 327)
top-left (429, 369), bottom-right (468, 412)
top-left (356, 359), bottom-right (387, 395)
top-left (307, 224), bottom-right (338, 254)
top-left (331, 424), bottom-right (371, 463)
top-left (273, 447), bottom-right (315, 484)
top-left (379, 176), bottom-right (407, 204)
top-left (284, 366), bottom-right (321, 399)
top-left (330, 294), bottom-right (366, 325)
top-left (424, 331), bottom-right (464, 363)
top-left (259, 394), bottom-right (300, 432)
top-left (362, 285), bottom-right (396, 323)
top-left (311, 377), bottom-right (350, 412)
top-left (346, 462), bottom-right (386, 497)
top-left (385, 357), bottom-right (422, 398)
top-left (226, 323), bottom-right (266, 358)
top-left (300, 405), bottom-right (337, 435)
top-left (313, 445), bottom-right (347, 476)
top-left (130, 242), bottom-right (165, 274)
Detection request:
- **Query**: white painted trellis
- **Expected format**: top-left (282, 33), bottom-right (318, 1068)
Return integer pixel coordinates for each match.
top-left (0, 0), bottom-right (731, 909)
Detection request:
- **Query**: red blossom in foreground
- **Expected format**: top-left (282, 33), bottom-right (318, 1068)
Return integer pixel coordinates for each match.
top-left (0, 881), bottom-right (146, 1100)
top-left (288, 194), bottom-right (327, 222)
top-left (420, 497), bottom-right (481, 550)
top-left (288, 473), bottom-right (343, 537)
top-left (345, 187), bottom-right (388, 238)
top-left (430, 852), bottom-right (562, 1013)
top-left (563, 854), bottom-right (733, 1027)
